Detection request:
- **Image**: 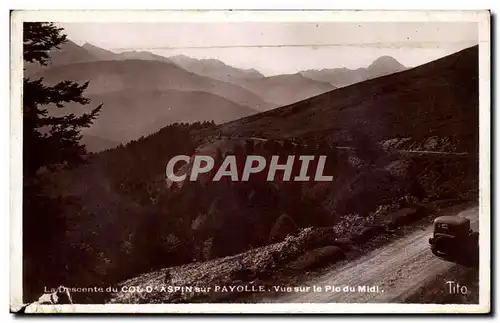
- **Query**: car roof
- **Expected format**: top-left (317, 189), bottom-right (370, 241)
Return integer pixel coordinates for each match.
top-left (434, 216), bottom-right (470, 225)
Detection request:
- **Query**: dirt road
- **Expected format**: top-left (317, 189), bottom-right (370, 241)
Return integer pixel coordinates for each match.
top-left (272, 206), bottom-right (478, 303)
top-left (223, 136), bottom-right (470, 156)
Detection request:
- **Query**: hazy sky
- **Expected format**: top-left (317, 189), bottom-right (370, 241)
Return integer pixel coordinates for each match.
top-left (58, 22), bottom-right (478, 76)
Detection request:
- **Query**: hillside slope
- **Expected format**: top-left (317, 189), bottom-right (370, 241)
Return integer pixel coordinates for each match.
top-left (74, 89), bottom-right (256, 142)
top-left (239, 73), bottom-right (336, 106)
top-left (81, 43), bottom-right (119, 60)
top-left (222, 46), bottom-right (478, 153)
top-left (24, 40), bottom-right (99, 76)
top-left (118, 50), bottom-right (174, 63)
top-left (80, 135), bottom-right (120, 153)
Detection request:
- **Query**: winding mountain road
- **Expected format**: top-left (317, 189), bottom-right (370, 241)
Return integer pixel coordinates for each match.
top-left (271, 206), bottom-right (478, 303)
top-left (222, 136), bottom-right (470, 156)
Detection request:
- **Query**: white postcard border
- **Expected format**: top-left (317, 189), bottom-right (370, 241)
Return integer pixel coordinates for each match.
top-left (10, 9), bottom-right (491, 314)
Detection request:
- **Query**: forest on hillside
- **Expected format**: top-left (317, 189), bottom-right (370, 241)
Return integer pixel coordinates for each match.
top-left (26, 116), bottom-right (478, 303)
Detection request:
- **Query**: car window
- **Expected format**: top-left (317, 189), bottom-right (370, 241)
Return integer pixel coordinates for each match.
top-left (436, 223), bottom-right (451, 233)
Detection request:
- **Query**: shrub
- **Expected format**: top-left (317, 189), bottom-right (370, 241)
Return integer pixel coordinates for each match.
top-left (268, 214), bottom-right (298, 243)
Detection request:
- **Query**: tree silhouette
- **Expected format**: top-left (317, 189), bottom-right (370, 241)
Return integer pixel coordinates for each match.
top-left (22, 22), bottom-right (102, 301)
top-left (23, 22), bottom-right (102, 176)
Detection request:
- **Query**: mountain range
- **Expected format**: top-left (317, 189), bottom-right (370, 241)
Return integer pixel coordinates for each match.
top-left (35, 59), bottom-right (264, 145)
top-left (167, 55), bottom-right (337, 105)
top-left (25, 41), bottom-right (408, 151)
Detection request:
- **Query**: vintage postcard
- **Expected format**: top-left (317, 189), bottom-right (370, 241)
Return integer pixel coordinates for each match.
top-left (10, 10), bottom-right (490, 314)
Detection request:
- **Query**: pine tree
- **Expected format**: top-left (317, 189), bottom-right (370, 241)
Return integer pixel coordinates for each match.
top-left (23, 22), bottom-right (102, 176)
top-left (22, 22), bottom-right (102, 301)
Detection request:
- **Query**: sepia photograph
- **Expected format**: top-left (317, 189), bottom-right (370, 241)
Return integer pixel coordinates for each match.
top-left (10, 10), bottom-right (490, 314)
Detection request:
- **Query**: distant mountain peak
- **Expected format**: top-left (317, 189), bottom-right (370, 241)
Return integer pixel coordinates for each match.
top-left (169, 54), bottom-right (191, 60)
top-left (122, 50), bottom-right (149, 55)
top-left (82, 42), bottom-right (99, 49)
top-left (367, 56), bottom-right (406, 74)
top-left (168, 54), bottom-right (264, 80)
top-left (81, 42), bottom-right (118, 61)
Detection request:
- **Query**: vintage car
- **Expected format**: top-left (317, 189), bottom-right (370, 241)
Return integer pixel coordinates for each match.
top-left (428, 216), bottom-right (479, 261)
